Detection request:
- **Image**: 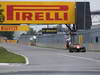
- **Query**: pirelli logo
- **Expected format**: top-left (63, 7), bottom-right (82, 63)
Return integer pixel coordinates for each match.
top-left (7, 5), bottom-right (68, 21)
top-left (0, 2), bottom-right (75, 24)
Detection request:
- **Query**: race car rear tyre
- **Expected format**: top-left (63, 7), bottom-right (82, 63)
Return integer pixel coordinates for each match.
top-left (69, 49), bottom-right (74, 53)
top-left (81, 48), bottom-right (86, 52)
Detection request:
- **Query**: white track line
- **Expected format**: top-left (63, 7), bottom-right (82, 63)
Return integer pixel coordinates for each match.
top-left (0, 63), bottom-right (9, 66)
top-left (56, 53), bottom-right (100, 63)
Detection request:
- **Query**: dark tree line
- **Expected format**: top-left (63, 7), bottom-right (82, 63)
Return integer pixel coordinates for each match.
top-left (0, 31), bottom-right (14, 40)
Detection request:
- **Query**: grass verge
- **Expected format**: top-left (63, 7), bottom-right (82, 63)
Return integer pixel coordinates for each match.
top-left (0, 47), bottom-right (26, 63)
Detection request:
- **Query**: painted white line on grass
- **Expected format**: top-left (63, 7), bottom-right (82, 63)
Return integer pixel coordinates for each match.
top-left (7, 48), bottom-right (29, 65)
top-left (57, 53), bottom-right (100, 63)
top-left (0, 55), bottom-right (29, 66)
top-left (21, 55), bottom-right (29, 65)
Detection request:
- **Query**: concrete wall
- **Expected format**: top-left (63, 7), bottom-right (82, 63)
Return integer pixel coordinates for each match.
top-left (84, 43), bottom-right (100, 51)
top-left (18, 35), bottom-right (32, 45)
top-left (36, 31), bottom-right (100, 51)
top-left (17, 29), bottom-right (100, 51)
top-left (36, 34), bottom-right (66, 49)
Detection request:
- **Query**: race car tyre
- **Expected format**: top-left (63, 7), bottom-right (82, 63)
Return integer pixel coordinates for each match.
top-left (81, 48), bottom-right (86, 52)
top-left (69, 49), bottom-right (74, 53)
top-left (76, 49), bottom-right (80, 52)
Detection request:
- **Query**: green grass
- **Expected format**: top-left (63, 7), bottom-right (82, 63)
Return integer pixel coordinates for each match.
top-left (0, 47), bottom-right (26, 63)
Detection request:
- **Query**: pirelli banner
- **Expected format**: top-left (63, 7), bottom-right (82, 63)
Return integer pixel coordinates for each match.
top-left (0, 1), bottom-right (75, 24)
top-left (0, 25), bottom-right (29, 31)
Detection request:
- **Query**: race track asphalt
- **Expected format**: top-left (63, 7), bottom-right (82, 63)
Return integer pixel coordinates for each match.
top-left (0, 43), bottom-right (100, 75)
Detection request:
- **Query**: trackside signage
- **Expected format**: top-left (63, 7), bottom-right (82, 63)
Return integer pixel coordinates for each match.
top-left (0, 2), bottom-right (75, 24)
top-left (0, 25), bottom-right (29, 31)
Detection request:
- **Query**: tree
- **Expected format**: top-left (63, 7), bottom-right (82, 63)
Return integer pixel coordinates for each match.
top-left (0, 31), bottom-right (14, 40)
top-left (27, 28), bottom-right (36, 35)
top-left (0, 9), bottom-right (5, 23)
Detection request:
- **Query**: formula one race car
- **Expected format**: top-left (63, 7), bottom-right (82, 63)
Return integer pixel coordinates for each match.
top-left (65, 44), bottom-right (86, 52)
